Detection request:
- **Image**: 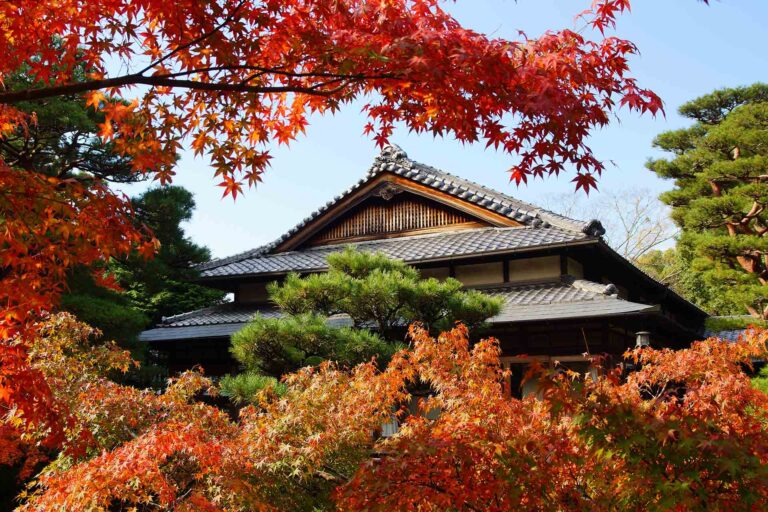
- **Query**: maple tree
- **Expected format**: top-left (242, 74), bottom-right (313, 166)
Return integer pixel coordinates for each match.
top-left (62, 185), bottom-right (225, 386)
top-left (0, 168), bottom-right (153, 480)
top-left (335, 326), bottom-right (768, 511)
top-left (12, 314), bottom-right (768, 510)
top-left (0, 0), bottom-right (667, 471)
top-left (5, 1), bottom-right (738, 508)
top-left (7, 314), bottom-right (239, 510)
top-left (0, 0), bottom-right (662, 193)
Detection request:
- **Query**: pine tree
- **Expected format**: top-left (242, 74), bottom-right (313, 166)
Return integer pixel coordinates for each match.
top-left (1, 64), bottom-right (224, 378)
top-left (221, 248), bottom-right (502, 403)
top-left (63, 186), bottom-right (226, 348)
top-left (0, 59), bottom-right (143, 184)
top-left (116, 186), bottom-right (226, 324)
top-left (648, 84), bottom-right (768, 318)
top-left (63, 186), bottom-right (225, 386)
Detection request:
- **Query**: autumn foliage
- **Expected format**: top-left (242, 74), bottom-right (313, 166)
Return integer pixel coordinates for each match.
top-left (0, 167), bottom-right (154, 478)
top-left (11, 314), bottom-right (235, 510)
top-left (0, 0), bottom-right (665, 477)
top-left (338, 326), bottom-right (768, 511)
top-left (0, 0), bottom-right (661, 192)
top-left (9, 313), bottom-right (768, 510)
top-left (0, 0), bottom-right (730, 509)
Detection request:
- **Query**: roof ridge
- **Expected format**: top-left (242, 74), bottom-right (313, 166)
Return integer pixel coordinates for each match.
top-left (196, 244), bottom-right (271, 272)
top-left (479, 276), bottom-right (617, 296)
top-left (298, 225), bottom-right (510, 252)
top-left (159, 301), bottom-right (277, 327)
top-left (561, 275), bottom-right (618, 296)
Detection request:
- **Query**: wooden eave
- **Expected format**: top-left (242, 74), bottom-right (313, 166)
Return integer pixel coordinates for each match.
top-left (591, 241), bottom-right (708, 326)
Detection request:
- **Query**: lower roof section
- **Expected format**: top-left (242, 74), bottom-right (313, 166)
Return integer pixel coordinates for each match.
top-left (141, 322), bottom-right (247, 342)
top-left (198, 226), bottom-right (593, 280)
top-left (140, 277), bottom-right (657, 343)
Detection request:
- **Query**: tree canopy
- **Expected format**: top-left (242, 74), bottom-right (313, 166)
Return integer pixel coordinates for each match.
top-left (222, 248), bottom-right (502, 402)
top-left (10, 314), bottom-right (768, 510)
top-left (545, 188), bottom-right (677, 261)
top-left (0, 1), bottom-right (667, 456)
top-left (61, 186), bottom-right (225, 385)
top-left (636, 247), bottom-right (746, 317)
top-left (0, 0), bottom-right (661, 193)
top-left (1, 63), bottom-right (222, 343)
top-left (648, 84), bottom-right (768, 318)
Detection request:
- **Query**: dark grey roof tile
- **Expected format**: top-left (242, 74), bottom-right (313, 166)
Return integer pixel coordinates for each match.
top-left (494, 300), bottom-right (655, 323)
top-left (703, 329), bottom-right (745, 342)
top-left (161, 303), bottom-right (281, 327)
top-left (140, 323), bottom-right (247, 342)
top-left (488, 280), bottom-right (656, 323)
top-left (200, 226), bottom-right (592, 279)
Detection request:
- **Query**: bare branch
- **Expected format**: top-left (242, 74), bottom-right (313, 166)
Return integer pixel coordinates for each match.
top-left (543, 188), bottom-right (677, 261)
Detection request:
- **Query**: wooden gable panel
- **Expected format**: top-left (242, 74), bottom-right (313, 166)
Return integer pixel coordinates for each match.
top-left (276, 173), bottom-right (523, 252)
top-left (307, 192), bottom-right (488, 246)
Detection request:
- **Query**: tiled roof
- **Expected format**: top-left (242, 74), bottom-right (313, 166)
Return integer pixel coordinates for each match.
top-left (487, 277), bottom-right (618, 306)
top-left (488, 277), bottom-right (655, 323)
top-left (140, 323), bottom-right (248, 342)
top-left (140, 277), bottom-right (657, 342)
top-left (199, 226), bottom-right (593, 279)
top-left (198, 144), bottom-right (604, 275)
top-left (139, 304), bottom-right (276, 341)
top-left (703, 317), bottom-right (755, 343)
top-left (160, 303), bottom-right (281, 327)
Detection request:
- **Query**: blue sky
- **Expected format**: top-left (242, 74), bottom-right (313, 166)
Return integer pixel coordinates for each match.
top-left (118, 0), bottom-right (768, 258)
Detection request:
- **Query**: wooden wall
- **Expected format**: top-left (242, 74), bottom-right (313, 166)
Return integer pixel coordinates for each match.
top-left (308, 193), bottom-right (486, 245)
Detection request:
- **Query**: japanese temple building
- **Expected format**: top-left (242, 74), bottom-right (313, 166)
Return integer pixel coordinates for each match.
top-left (140, 145), bottom-right (708, 380)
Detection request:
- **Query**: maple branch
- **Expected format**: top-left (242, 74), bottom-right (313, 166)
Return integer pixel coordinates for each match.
top-left (319, 464), bottom-right (351, 482)
top-left (0, 67), bottom-right (397, 104)
top-left (134, 75), bottom-right (358, 96)
top-left (0, 74), bottom-right (380, 104)
top-left (153, 64), bottom-right (395, 82)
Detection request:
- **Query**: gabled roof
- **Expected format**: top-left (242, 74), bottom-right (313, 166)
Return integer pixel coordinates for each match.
top-left (140, 276), bottom-right (656, 342)
top-left (199, 144), bottom-right (605, 276)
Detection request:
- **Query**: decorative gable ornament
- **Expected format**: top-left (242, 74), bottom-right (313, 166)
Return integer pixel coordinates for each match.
top-left (373, 183), bottom-right (403, 201)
